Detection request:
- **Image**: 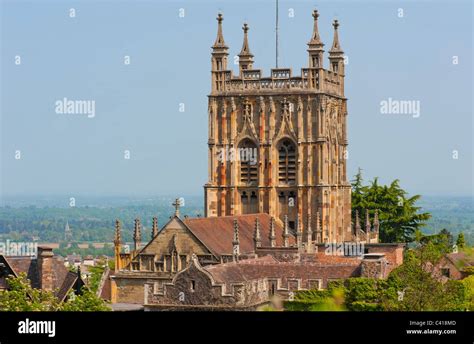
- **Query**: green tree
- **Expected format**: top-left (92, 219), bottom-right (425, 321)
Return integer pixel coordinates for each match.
top-left (456, 232), bottom-right (466, 249)
top-left (381, 243), bottom-right (465, 311)
top-left (0, 274), bottom-right (109, 311)
top-left (351, 170), bottom-right (431, 243)
top-left (344, 278), bottom-right (382, 311)
top-left (463, 275), bottom-right (474, 310)
top-left (0, 273), bottom-right (60, 311)
top-left (61, 288), bottom-right (110, 312)
top-left (284, 287), bottom-right (346, 311)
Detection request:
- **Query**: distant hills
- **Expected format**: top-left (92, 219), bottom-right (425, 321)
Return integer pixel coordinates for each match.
top-left (0, 195), bottom-right (472, 245)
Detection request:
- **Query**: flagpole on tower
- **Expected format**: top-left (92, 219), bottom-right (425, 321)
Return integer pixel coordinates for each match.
top-left (275, 0), bottom-right (279, 68)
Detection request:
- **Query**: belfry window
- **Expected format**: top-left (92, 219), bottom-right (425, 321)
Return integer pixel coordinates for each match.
top-left (239, 139), bottom-right (258, 185)
top-left (278, 139), bottom-right (296, 184)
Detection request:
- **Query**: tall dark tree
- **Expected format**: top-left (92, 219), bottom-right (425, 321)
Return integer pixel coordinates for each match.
top-left (351, 170), bottom-right (431, 243)
top-left (456, 232), bottom-right (466, 249)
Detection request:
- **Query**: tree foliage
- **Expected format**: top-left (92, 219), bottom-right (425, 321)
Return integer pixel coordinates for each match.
top-left (61, 288), bottom-right (110, 311)
top-left (0, 273), bottom-right (61, 311)
top-left (0, 273), bottom-right (110, 311)
top-left (283, 239), bottom-right (473, 312)
top-left (457, 232), bottom-right (466, 249)
top-left (351, 168), bottom-right (431, 243)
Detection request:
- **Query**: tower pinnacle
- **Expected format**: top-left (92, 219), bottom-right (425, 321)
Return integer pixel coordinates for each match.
top-left (213, 13), bottom-right (227, 49)
top-left (308, 10), bottom-right (323, 45)
top-left (133, 218), bottom-right (141, 251)
top-left (307, 9), bottom-right (324, 68)
top-left (330, 19), bottom-right (343, 52)
top-left (238, 23), bottom-right (254, 73)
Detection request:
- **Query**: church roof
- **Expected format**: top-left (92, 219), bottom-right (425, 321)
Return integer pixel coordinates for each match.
top-left (183, 213), bottom-right (295, 257)
top-left (202, 254), bottom-right (360, 286)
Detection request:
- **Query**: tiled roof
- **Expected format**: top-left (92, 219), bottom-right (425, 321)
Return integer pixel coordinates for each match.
top-left (56, 271), bottom-right (78, 302)
top-left (2, 254), bottom-right (83, 300)
top-left (204, 254), bottom-right (360, 285)
top-left (183, 213), bottom-right (295, 257)
top-left (6, 257), bottom-right (40, 288)
top-left (99, 268), bottom-right (112, 301)
top-left (446, 252), bottom-right (474, 267)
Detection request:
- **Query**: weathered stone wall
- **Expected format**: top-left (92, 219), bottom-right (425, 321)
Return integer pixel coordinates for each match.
top-left (114, 277), bottom-right (148, 304)
top-left (360, 259), bottom-right (387, 279)
top-left (148, 262), bottom-right (268, 309)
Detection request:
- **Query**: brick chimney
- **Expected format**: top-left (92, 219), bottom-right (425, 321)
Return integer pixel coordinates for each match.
top-left (37, 246), bottom-right (54, 291)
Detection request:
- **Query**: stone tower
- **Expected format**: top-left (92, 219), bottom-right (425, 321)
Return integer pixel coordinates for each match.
top-left (204, 11), bottom-right (351, 243)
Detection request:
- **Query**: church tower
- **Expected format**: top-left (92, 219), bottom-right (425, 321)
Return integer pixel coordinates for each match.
top-left (204, 11), bottom-right (351, 243)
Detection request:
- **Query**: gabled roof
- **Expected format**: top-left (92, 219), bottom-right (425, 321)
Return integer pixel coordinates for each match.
top-left (5, 256), bottom-right (41, 288)
top-left (0, 254), bottom-right (84, 301)
top-left (183, 213), bottom-right (295, 257)
top-left (135, 215), bottom-right (215, 259)
top-left (56, 271), bottom-right (80, 302)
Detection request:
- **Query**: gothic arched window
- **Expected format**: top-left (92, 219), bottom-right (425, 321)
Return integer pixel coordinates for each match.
top-left (278, 139), bottom-right (296, 185)
top-left (239, 139), bottom-right (258, 185)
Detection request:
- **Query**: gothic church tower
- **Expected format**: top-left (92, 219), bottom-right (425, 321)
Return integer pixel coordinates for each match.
top-left (204, 11), bottom-right (351, 243)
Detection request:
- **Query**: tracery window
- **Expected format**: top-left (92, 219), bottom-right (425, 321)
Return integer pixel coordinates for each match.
top-left (278, 139), bottom-right (296, 184)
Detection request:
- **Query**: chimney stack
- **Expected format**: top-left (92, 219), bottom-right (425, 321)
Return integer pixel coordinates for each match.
top-left (37, 246), bottom-right (54, 291)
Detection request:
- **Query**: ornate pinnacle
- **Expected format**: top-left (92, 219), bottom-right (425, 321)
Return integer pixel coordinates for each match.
top-left (296, 214), bottom-right (303, 247)
top-left (373, 210), bottom-right (380, 232)
top-left (308, 9), bottom-right (323, 46)
top-left (114, 220), bottom-right (121, 246)
top-left (232, 218), bottom-right (240, 261)
top-left (355, 210), bottom-right (361, 233)
top-left (365, 209), bottom-right (371, 233)
top-left (307, 213), bottom-right (313, 242)
top-left (269, 216), bottom-right (276, 247)
top-left (283, 214), bottom-right (290, 247)
top-left (239, 22), bottom-right (253, 67)
top-left (330, 19), bottom-right (343, 53)
top-left (254, 217), bottom-right (261, 248)
top-left (213, 13), bottom-right (228, 49)
top-left (152, 217), bottom-right (158, 239)
top-left (134, 218), bottom-right (141, 241)
top-left (233, 219), bottom-right (240, 245)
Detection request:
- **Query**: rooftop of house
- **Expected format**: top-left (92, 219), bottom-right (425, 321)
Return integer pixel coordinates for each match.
top-left (0, 247), bottom-right (83, 301)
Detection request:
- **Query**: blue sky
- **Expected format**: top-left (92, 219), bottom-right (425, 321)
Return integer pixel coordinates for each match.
top-left (1, 0), bottom-right (472, 199)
